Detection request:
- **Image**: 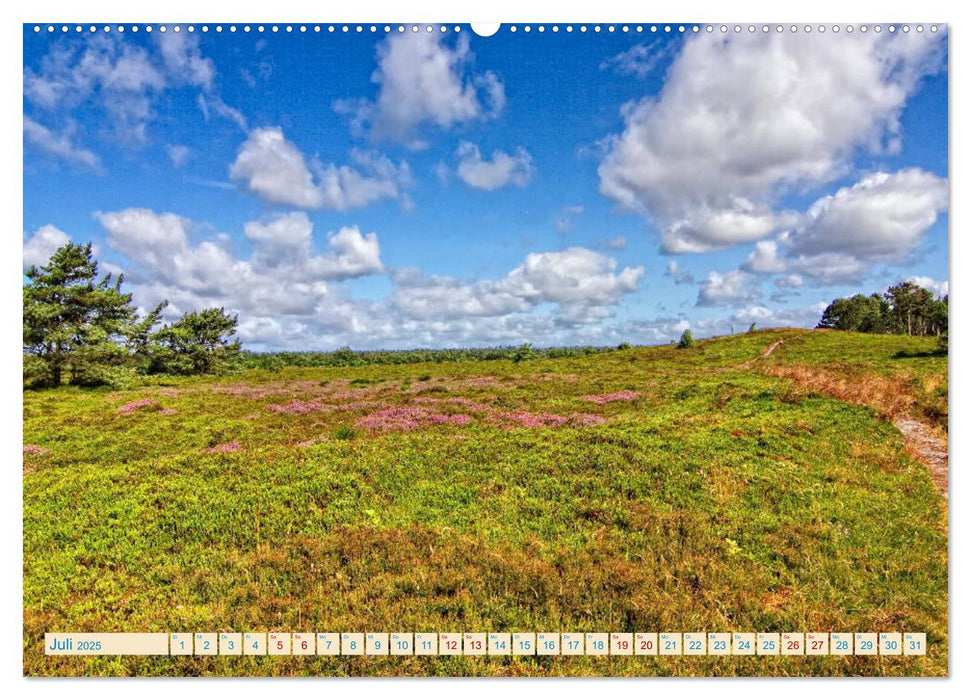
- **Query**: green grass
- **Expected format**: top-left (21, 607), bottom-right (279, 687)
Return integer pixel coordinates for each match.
top-left (23, 329), bottom-right (948, 676)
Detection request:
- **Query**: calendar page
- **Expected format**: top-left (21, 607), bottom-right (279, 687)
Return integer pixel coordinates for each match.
top-left (22, 19), bottom-right (948, 678)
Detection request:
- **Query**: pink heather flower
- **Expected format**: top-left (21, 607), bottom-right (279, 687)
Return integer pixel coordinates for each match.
top-left (357, 406), bottom-right (473, 431)
top-left (206, 441), bottom-right (242, 454)
top-left (23, 444), bottom-right (50, 456)
top-left (331, 389), bottom-right (378, 400)
top-left (583, 390), bottom-right (642, 404)
top-left (457, 375), bottom-right (502, 388)
top-left (426, 413), bottom-right (473, 426)
top-left (443, 397), bottom-right (493, 411)
top-left (570, 413), bottom-right (607, 426)
top-left (159, 409), bottom-right (178, 416)
top-left (267, 399), bottom-right (331, 415)
top-left (211, 383), bottom-right (289, 399)
top-left (118, 399), bottom-right (158, 414)
top-left (497, 410), bottom-right (570, 428)
top-left (495, 410), bottom-right (606, 428)
top-left (328, 400), bottom-right (378, 412)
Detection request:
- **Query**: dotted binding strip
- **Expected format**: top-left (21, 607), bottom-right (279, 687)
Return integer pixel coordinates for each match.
top-left (31, 24), bottom-right (941, 35)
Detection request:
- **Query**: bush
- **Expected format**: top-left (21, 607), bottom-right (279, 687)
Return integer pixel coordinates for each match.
top-left (678, 330), bottom-right (696, 348)
top-left (22, 355), bottom-right (54, 390)
top-left (335, 427), bottom-right (357, 440)
top-left (69, 364), bottom-right (138, 390)
top-left (513, 343), bottom-right (536, 362)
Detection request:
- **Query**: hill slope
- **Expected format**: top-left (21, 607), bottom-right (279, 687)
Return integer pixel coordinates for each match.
top-left (23, 329), bottom-right (948, 676)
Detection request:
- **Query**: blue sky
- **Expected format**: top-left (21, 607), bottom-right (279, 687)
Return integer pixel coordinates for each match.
top-left (23, 24), bottom-right (948, 351)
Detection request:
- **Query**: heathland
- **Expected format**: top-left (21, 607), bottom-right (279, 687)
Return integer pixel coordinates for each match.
top-left (23, 329), bottom-right (948, 676)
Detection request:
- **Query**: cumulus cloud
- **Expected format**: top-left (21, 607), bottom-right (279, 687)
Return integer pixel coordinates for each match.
top-left (23, 225), bottom-right (71, 269)
top-left (455, 141), bottom-right (533, 191)
top-left (23, 117), bottom-right (101, 170)
top-left (774, 274), bottom-right (804, 289)
top-left (742, 240), bottom-right (787, 274)
top-left (229, 127), bottom-right (411, 210)
top-left (907, 276), bottom-right (948, 297)
top-left (391, 247), bottom-right (643, 326)
top-left (24, 32), bottom-right (241, 159)
top-left (244, 213), bottom-right (384, 280)
top-left (156, 31), bottom-right (215, 90)
top-left (90, 209), bottom-right (644, 350)
top-left (697, 269), bottom-right (761, 307)
top-left (335, 32), bottom-right (505, 146)
top-left (95, 208), bottom-right (386, 320)
top-left (24, 36), bottom-right (164, 111)
top-left (785, 169), bottom-right (948, 283)
top-left (598, 30), bottom-right (945, 253)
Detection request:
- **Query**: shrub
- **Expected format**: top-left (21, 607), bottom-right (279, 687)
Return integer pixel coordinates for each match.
top-left (678, 330), bottom-right (696, 348)
top-left (335, 427), bottom-right (357, 440)
top-left (513, 343), bottom-right (536, 363)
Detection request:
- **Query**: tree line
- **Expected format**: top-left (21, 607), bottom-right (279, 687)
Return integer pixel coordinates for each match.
top-left (23, 242), bottom-right (240, 389)
top-left (817, 281), bottom-right (947, 350)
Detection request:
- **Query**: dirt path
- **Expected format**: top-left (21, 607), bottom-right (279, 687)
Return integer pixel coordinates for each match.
top-left (753, 340), bottom-right (948, 498)
top-left (894, 417), bottom-right (949, 498)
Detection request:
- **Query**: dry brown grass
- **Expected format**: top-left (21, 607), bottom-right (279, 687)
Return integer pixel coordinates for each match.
top-left (765, 365), bottom-right (916, 418)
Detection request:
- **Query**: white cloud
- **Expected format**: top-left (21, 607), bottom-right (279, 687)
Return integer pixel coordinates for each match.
top-left (229, 127), bottom-right (411, 210)
top-left (167, 144), bottom-right (190, 168)
top-left (907, 276), bottom-right (948, 297)
top-left (156, 31), bottom-right (215, 90)
top-left (24, 37), bottom-right (165, 110)
top-left (455, 141), bottom-right (533, 191)
top-left (89, 208), bottom-right (644, 351)
top-left (507, 248), bottom-right (644, 307)
top-left (774, 274), bottom-right (804, 289)
top-left (786, 169), bottom-right (948, 283)
top-left (665, 260), bottom-right (694, 285)
top-left (23, 117), bottom-right (101, 170)
top-left (742, 240), bottom-right (787, 274)
top-left (197, 93), bottom-right (248, 131)
top-left (697, 269), bottom-right (761, 307)
top-left (390, 247), bottom-right (643, 328)
top-left (599, 40), bottom-right (673, 78)
top-left (23, 225), bottom-right (71, 269)
top-left (24, 36), bottom-right (166, 145)
top-left (335, 32), bottom-right (505, 146)
top-left (598, 30), bottom-right (945, 253)
top-left (96, 209), bottom-right (387, 321)
top-left (24, 32), bottom-right (241, 159)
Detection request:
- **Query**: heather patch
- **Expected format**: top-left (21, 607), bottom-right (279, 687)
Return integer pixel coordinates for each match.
top-left (117, 399), bottom-right (159, 414)
top-left (356, 406), bottom-right (473, 431)
top-left (495, 410), bottom-right (606, 428)
top-left (583, 390), bottom-right (642, 404)
top-left (206, 441), bottom-right (242, 454)
top-left (23, 444), bottom-right (50, 456)
top-left (267, 399), bottom-right (332, 415)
